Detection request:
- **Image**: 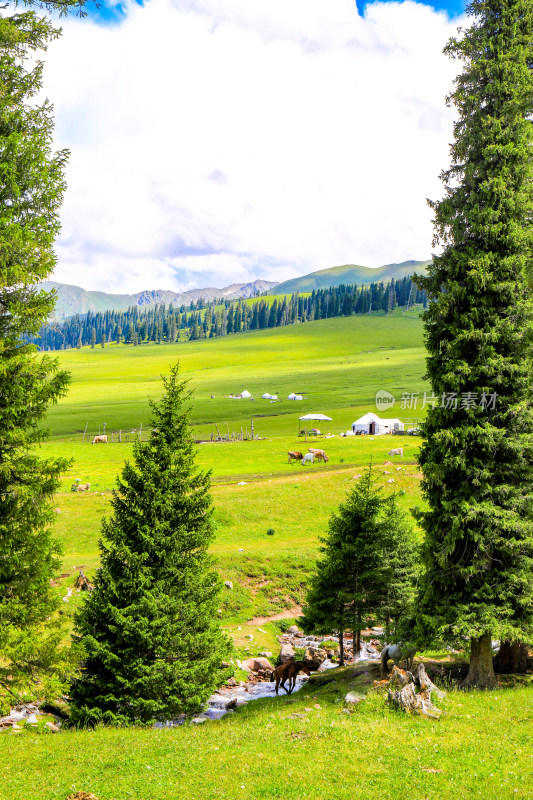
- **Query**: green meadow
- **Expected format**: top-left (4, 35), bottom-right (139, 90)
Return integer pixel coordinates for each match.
top-left (43, 313), bottom-right (428, 630)
top-left (4, 312), bottom-right (532, 800)
top-left (45, 313), bottom-right (427, 439)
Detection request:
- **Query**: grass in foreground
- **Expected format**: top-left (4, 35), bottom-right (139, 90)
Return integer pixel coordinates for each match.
top-left (1, 674), bottom-right (532, 800)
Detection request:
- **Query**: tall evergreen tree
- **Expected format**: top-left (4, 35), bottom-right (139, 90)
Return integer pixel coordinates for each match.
top-left (415, 0), bottom-right (533, 688)
top-left (304, 468), bottom-right (418, 659)
top-left (0, 8), bottom-right (74, 699)
top-left (69, 366), bottom-right (229, 725)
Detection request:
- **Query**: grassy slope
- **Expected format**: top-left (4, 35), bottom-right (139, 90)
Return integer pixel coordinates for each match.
top-left (46, 313), bottom-right (427, 438)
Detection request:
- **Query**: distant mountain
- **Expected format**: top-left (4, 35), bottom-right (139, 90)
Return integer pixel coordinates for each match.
top-left (269, 260), bottom-right (430, 295)
top-left (40, 279), bottom-right (278, 322)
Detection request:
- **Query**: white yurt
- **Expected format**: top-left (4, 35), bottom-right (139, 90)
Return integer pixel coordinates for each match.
top-left (288, 392), bottom-right (297, 400)
top-left (352, 412), bottom-right (403, 435)
top-left (240, 389), bottom-right (252, 399)
top-left (262, 393), bottom-right (272, 399)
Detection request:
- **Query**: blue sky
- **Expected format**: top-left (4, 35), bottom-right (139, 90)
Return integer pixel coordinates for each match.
top-left (47, 0), bottom-right (464, 293)
top-left (88, 0), bottom-right (468, 28)
top-left (91, 0), bottom-right (468, 24)
top-left (357, 0), bottom-right (465, 14)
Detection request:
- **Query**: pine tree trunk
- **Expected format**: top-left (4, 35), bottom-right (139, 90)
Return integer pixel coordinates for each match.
top-left (461, 634), bottom-right (497, 689)
top-left (493, 641), bottom-right (528, 674)
top-left (339, 627), bottom-right (345, 667)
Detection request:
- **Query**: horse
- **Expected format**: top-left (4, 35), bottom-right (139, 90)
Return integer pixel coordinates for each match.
top-left (380, 643), bottom-right (416, 678)
top-left (270, 660), bottom-right (311, 695)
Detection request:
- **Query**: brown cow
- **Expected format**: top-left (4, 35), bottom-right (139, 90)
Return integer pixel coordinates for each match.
top-left (288, 451), bottom-right (304, 464)
top-left (308, 448), bottom-right (329, 463)
top-left (76, 483), bottom-right (91, 492)
top-left (270, 660), bottom-right (311, 695)
top-left (92, 435), bottom-right (108, 444)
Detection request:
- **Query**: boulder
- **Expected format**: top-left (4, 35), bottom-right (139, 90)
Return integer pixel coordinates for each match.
top-left (345, 692), bottom-right (363, 705)
top-left (304, 646), bottom-right (327, 663)
top-left (279, 643), bottom-right (295, 664)
top-left (191, 717), bottom-right (208, 724)
top-left (287, 625), bottom-right (300, 635)
top-left (242, 657), bottom-right (274, 672)
top-left (45, 722), bottom-right (60, 733)
top-left (259, 650), bottom-right (273, 658)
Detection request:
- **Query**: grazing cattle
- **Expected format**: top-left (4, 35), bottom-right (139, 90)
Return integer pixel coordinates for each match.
top-left (76, 483), bottom-right (91, 492)
top-left (92, 435), bottom-right (108, 444)
top-left (308, 448), bottom-right (329, 463)
top-left (270, 661), bottom-right (311, 695)
top-left (301, 453), bottom-right (315, 465)
top-left (288, 451), bottom-right (304, 464)
top-left (388, 447), bottom-right (403, 458)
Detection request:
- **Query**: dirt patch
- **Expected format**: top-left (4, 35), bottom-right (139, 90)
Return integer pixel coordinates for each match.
top-left (251, 579), bottom-right (272, 594)
top-left (246, 606), bottom-right (302, 626)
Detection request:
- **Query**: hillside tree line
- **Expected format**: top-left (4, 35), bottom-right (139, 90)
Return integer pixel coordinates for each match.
top-left (35, 277), bottom-right (427, 350)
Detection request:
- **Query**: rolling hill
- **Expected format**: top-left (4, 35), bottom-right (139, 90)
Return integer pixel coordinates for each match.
top-left (269, 259), bottom-right (430, 295)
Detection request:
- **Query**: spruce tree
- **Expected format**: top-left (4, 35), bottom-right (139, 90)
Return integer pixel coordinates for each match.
top-left (0, 8), bottom-right (74, 699)
top-left (415, 0), bottom-right (533, 688)
top-left (69, 366), bottom-right (229, 726)
top-left (303, 468), bottom-right (418, 659)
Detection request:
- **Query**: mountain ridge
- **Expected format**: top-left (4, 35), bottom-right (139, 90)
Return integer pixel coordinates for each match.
top-left (270, 259), bottom-right (430, 295)
top-left (40, 279), bottom-right (278, 322)
top-left (42, 259), bottom-right (430, 321)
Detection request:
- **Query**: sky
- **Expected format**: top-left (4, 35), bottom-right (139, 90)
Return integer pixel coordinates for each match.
top-left (43, 0), bottom-right (468, 294)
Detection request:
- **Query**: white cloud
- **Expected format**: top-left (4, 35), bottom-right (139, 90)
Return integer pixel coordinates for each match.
top-left (43, 0), bottom-right (462, 293)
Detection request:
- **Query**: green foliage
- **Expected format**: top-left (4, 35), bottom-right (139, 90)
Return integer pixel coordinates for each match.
top-left (303, 467), bottom-right (419, 650)
top-left (266, 527), bottom-right (275, 536)
top-left (415, 0), bottom-right (533, 661)
top-left (275, 618), bottom-right (296, 634)
top-left (0, 9), bottom-right (72, 696)
top-left (69, 366), bottom-right (230, 726)
top-left (0, 618), bottom-right (85, 707)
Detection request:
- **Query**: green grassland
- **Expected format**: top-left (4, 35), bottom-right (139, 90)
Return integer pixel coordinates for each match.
top-left (4, 312), bottom-right (531, 800)
top-left (46, 313), bottom-right (427, 438)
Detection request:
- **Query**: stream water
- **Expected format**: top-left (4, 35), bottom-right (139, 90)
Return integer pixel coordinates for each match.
top-left (205, 639), bottom-right (378, 722)
top-left (155, 636), bottom-right (381, 727)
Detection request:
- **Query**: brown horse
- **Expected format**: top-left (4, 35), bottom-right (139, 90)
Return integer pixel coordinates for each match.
top-left (270, 660), bottom-right (311, 695)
